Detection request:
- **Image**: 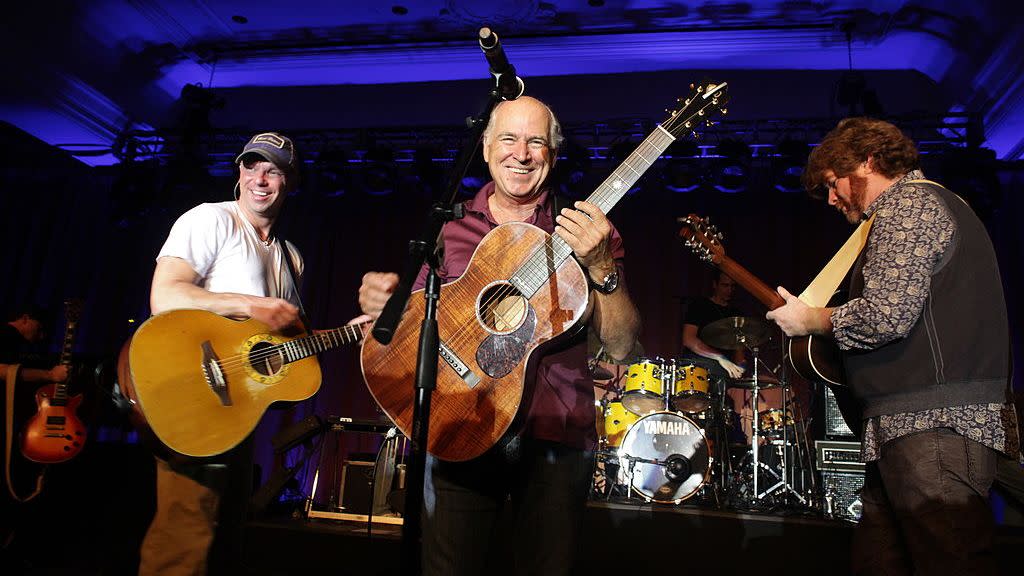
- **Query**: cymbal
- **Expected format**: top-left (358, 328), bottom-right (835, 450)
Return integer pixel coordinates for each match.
top-left (728, 374), bottom-right (783, 389)
top-left (700, 316), bottom-right (771, 350)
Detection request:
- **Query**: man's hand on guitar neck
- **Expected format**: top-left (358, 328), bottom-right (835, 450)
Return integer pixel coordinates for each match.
top-left (765, 286), bottom-right (834, 337)
top-left (555, 200), bottom-right (614, 273)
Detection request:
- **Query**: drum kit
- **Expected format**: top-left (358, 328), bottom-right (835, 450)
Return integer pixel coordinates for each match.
top-left (592, 316), bottom-right (816, 511)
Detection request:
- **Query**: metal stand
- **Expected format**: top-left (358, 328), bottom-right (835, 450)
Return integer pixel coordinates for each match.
top-left (747, 346), bottom-right (808, 505)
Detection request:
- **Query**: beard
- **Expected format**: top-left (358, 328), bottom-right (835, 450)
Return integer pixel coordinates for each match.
top-left (838, 174), bottom-right (868, 223)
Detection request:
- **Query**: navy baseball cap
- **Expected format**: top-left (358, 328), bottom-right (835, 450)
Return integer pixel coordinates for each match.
top-left (235, 132), bottom-right (298, 174)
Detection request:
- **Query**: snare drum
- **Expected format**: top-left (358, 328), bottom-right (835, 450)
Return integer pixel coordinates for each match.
top-left (618, 411), bottom-right (710, 504)
top-left (671, 363), bottom-right (711, 413)
top-left (758, 408), bottom-right (794, 438)
top-left (597, 401), bottom-right (638, 448)
top-left (622, 359), bottom-right (665, 415)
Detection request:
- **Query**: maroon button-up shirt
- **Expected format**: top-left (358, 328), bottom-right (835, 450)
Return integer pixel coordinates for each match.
top-left (413, 182), bottom-right (627, 450)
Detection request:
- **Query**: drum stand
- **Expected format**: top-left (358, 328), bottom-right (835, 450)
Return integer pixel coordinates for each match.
top-left (746, 345), bottom-right (806, 506)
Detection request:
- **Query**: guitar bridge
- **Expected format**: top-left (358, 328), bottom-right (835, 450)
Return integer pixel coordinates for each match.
top-left (201, 340), bottom-right (232, 406)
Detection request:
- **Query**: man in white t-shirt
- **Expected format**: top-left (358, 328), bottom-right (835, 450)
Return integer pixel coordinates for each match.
top-left (139, 132), bottom-right (305, 576)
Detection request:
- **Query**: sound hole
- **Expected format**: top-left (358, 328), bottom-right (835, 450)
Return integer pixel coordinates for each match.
top-left (479, 283), bottom-right (528, 334)
top-left (248, 341), bottom-right (284, 376)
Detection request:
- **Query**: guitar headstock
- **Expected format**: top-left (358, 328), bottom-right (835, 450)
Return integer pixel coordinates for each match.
top-left (661, 81), bottom-right (729, 139)
top-left (677, 214), bottom-right (725, 264)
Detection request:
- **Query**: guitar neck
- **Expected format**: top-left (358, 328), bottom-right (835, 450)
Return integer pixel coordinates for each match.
top-left (278, 322), bottom-right (367, 364)
top-left (512, 126), bottom-right (677, 296)
top-left (52, 318), bottom-right (79, 404)
top-left (717, 256), bottom-right (785, 311)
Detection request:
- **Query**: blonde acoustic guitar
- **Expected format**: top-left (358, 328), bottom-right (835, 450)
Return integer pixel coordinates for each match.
top-left (120, 309), bottom-right (366, 458)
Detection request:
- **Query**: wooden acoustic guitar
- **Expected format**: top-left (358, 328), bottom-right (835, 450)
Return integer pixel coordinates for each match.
top-left (119, 309), bottom-right (367, 458)
top-left (21, 299), bottom-right (87, 463)
top-left (362, 82), bottom-right (730, 462)
top-left (678, 214), bottom-right (845, 386)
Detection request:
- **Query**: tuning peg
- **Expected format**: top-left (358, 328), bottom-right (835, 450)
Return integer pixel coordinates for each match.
top-left (721, 108), bottom-right (728, 115)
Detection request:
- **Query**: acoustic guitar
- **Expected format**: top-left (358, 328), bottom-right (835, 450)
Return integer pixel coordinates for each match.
top-left (120, 309), bottom-right (367, 457)
top-left (362, 82), bottom-right (730, 462)
top-left (678, 214), bottom-right (844, 386)
top-left (21, 299), bottom-right (87, 464)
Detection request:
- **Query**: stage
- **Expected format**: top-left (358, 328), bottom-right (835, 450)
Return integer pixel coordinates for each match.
top-left (240, 500), bottom-right (1024, 576)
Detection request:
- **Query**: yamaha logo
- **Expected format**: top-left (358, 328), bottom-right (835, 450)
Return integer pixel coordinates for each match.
top-left (643, 419), bottom-right (688, 435)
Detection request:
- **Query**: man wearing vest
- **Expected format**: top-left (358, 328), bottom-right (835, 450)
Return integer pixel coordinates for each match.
top-left (766, 117), bottom-right (1018, 575)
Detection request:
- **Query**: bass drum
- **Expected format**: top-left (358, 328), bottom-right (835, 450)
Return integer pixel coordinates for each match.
top-left (618, 411), bottom-right (710, 504)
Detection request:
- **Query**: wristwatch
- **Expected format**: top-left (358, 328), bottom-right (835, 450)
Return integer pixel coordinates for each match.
top-left (589, 269), bottom-right (619, 295)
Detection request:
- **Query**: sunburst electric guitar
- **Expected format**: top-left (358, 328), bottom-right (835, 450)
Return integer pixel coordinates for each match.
top-left (21, 299), bottom-right (87, 464)
top-left (678, 214), bottom-right (844, 386)
top-left (119, 309), bottom-right (367, 457)
top-left (362, 81), bottom-right (730, 462)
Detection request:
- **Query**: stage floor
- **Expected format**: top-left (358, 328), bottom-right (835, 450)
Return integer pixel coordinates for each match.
top-left (241, 499), bottom-right (1024, 576)
top-left (239, 499), bottom-right (1021, 576)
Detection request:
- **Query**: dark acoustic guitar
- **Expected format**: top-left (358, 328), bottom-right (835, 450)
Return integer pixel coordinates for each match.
top-left (362, 82), bottom-right (731, 462)
top-left (678, 214), bottom-right (844, 386)
top-left (21, 299), bottom-right (87, 463)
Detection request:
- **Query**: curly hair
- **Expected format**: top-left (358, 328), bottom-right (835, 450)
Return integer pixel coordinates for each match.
top-left (802, 117), bottom-right (919, 194)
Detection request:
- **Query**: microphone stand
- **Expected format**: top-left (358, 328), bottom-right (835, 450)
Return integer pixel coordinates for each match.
top-left (373, 50), bottom-right (519, 575)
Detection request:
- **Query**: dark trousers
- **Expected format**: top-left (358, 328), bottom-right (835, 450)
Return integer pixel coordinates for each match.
top-left (852, 427), bottom-right (998, 576)
top-left (420, 439), bottom-right (594, 576)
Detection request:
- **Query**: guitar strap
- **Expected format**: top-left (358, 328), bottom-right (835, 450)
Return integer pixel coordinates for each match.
top-left (798, 178), bottom-right (944, 307)
top-left (4, 365), bottom-right (45, 502)
top-left (277, 236), bottom-right (310, 331)
top-left (797, 215), bottom-right (875, 307)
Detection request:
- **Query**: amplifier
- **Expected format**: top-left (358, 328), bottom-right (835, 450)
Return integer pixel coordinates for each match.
top-left (815, 440), bottom-right (864, 473)
top-left (307, 417), bottom-right (406, 524)
top-left (816, 440), bottom-right (865, 522)
top-left (821, 470), bottom-right (865, 522)
top-left (328, 416), bottom-right (396, 435)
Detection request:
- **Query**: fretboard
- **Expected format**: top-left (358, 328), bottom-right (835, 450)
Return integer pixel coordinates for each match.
top-left (278, 322), bottom-right (367, 364)
top-left (510, 125), bottom-right (676, 296)
top-left (52, 319), bottom-right (78, 404)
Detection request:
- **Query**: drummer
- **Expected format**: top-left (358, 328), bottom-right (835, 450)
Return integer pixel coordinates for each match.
top-left (681, 270), bottom-right (746, 379)
top-left (682, 270), bottom-right (779, 443)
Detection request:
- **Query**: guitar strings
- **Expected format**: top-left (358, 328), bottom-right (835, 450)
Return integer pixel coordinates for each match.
top-left (214, 323), bottom-right (365, 370)
top-left (208, 323), bottom-right (367, 374)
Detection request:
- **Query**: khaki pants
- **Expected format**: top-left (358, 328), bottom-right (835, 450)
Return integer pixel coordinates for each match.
top-left (138, 458), bottom-right (224, 576)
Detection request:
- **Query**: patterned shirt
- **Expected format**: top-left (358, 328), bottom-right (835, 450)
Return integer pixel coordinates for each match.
top-left (828, 171), bottom-right (1019, 462)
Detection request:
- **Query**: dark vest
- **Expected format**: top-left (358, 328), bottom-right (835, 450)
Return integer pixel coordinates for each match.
top-left (844, 182), bottom-right (1010, 417)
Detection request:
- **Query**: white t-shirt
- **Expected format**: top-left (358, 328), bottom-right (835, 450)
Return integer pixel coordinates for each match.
top-left (157, 201), bottom-right (303, 306)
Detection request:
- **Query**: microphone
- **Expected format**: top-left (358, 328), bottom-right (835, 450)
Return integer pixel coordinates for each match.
top-left (478, 27), bottom-right (525, 100)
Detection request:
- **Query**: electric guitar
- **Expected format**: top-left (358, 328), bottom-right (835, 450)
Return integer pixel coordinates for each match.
top-left (678, 214), bottom-right (844, 386)
top-left (362, 81), bottom-right (731, 461)
top-left (119, 309), bottom-right (367, 457)
top-left (21, 299), bottom-right (87, 463)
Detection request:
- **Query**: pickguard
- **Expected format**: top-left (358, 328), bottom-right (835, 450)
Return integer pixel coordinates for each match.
top-left (476, 307), bottom-right (537, 378)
